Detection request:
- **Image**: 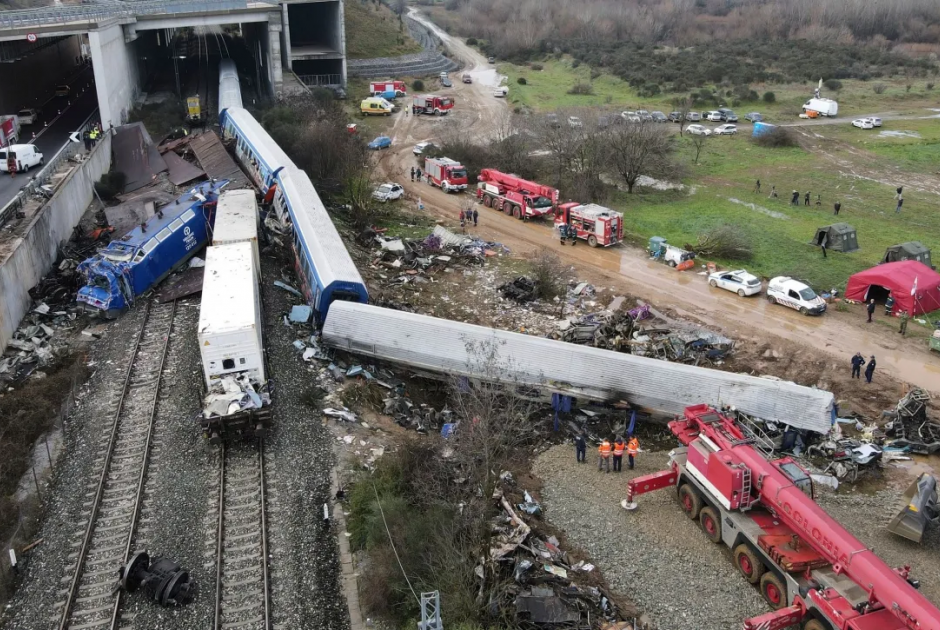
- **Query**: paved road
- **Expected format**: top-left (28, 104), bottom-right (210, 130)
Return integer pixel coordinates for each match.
top-left (0, 68), bottom-right (99, 209)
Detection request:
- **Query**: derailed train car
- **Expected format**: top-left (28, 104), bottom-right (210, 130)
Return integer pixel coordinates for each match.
top-left (77, 180), bottom-right (227, 316)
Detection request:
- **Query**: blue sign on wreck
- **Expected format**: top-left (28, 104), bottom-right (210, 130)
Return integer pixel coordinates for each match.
top-left (77, 180), bottom-right (227, 316)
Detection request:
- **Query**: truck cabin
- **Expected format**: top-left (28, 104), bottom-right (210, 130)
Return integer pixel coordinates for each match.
top-left (522, 194), bottom-right (553, 211)
top-left (774, 458), bottom-right (814, 499)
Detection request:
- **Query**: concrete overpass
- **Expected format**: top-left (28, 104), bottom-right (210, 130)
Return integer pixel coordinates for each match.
top-left (0, 0), bottom-right (346, 129)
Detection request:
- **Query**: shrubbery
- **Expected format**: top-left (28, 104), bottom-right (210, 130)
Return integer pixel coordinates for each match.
top-left (763, 91), bottom-right (776, 103)
top-left (751, 126), bottom-right (798, 148)
top-left (412, 79), bottom-right (425, 91)
top-left (94, 171), bottom-right (127, 200)
top-left (517, 76), bottom-right (527, 85)
top-left (567, 81), bottom-right (594, 95)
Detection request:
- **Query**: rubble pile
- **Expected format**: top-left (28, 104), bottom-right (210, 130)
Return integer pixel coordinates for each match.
top-left (490, 477), bottom-right (637, 629)
top-left (202, 374), bottom-right (271, 418)
top-left (383, 392), bottom-right (454, 433)
top-left (499, 276), bottom-right (539, 303)
top-left (884, 389), bottom-right (939, 454)
top-left (365, 225), bottom-right (507, 287)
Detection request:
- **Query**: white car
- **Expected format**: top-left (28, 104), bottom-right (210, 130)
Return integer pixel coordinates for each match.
top-left (705, 111), bottom-right (724, 122)
top-left (568, 116), bottom-right (583, 128)
top-left (17, 108), bottom-right (38, 125)
top-left (413, 141), bottom-right (432, 155)
top-left (868, 117), bottom-right (882, 127)
top-left (372, 182), bottom-right (405, 203)
top-left (852, 118), bottom-right (873, 129)
top-left (708, 269), bottom-right (761, 296)
top-left (621, 111), bottom-right (641, 123)
top-left (766, 276), bottom-right (826, 315)
top-left (714, 124), bottom-right (737, 136)
top-left (686, 124), bottom-right (712, 136)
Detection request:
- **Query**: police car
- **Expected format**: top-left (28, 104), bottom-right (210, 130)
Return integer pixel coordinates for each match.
top-left (766, 276), bottom-right (826, 315)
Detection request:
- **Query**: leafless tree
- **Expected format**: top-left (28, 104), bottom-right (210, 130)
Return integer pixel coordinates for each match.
top-left (673, 96), bottom-right (692, 137)
top-left (567, 113), bottom-right (610, 202)
top-left (528, 112), bottom-right (583, 187)
top-left (690, 133), bottom-right (708, 164)
top-left (606, 121), bottom-right (680, 194)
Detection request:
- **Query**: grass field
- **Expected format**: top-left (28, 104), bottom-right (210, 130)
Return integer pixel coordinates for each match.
top-left (497, 57), bottom-right (939, 122)
top-left (344, 0), bottom-right (423, 59)
top-left (616, 135), bottom-right (938, 292)
top-left (816, 118), bottom-right (940, 174)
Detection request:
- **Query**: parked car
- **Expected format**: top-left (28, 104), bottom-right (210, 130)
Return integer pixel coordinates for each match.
top-left (686, 124), bottom-right (711, 136)
top-left (488, 56), bottom-right (495, 63)
top-left (705, 111), bottom-right (724, 122)
top-left (441, 77), bottom-right (453, 88)
top-left (372, 182), bottom-right (405, 203)
top-left (852, 118), bottom-right (874, 129)
top-left (55, 85), bottom-right (70, 97)
top-left (567, 116), bottom-right (583, 128)
top-left (637, 110), bottom-right (653, 122)
top-left (718, 109), bottom-right (738, 122)
top-left (650, 111), bottom-right (667, 122)
top-left (744, 112), bottom-right (763, 122)
top-left (462, 73), bottom-right (472, 84)
top-left (16, 108), bottom-right (38, 125)
top-left (440, 72), bottom-right (448, 80)
top-left (368, 135), bottom-right (392, 150)
top-left (867, 117), bottom-right (882, 127)
top-left (621, 111), bottom-right (641, 123)
top-left (546, 113), bottom-right (560, 128)
top-left (686, 112), bottom-right (702, 122)
top-left (663, 245), bottom-right (695, 267)
top-left (413, 141), bottom-right (433, 155)
top-left (0, 143), bottom-right (44, 172)
top-left (766, 276), bottom-right (826, 315)
top-left (714, 124), bottom-right (737, 135)
top-left (668, 111), bottom-right (683, 123)
top-left (708, 269), bottom-right (761, 296)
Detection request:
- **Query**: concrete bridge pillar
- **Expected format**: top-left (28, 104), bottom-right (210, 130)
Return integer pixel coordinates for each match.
top-left (267, 12), bottom-right (283, 98)
top-left (88, 23), bottom-right (140, 129)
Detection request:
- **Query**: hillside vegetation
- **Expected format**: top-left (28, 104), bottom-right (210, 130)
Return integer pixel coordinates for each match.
top-left (345, 0), bottom-right (423, 59)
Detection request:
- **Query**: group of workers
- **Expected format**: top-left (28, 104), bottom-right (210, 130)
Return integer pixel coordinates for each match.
top-left (575, 433), bottom-right (639, 472)
top-left (82, 123), bottom-right (103, 151)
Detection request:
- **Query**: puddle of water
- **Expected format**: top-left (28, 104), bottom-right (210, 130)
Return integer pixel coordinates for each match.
top-left (727, 197), bottom-right (790, 220)
top-left (636, 175), bottom-right (685, 191)
top-left (878, 130), bottom-right (921, 139)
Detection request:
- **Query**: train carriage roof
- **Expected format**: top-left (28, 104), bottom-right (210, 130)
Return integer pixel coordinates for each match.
top-left (277, 167), bottom-right (365, 289)
top-left (222, 107), bottom-right (294, 174)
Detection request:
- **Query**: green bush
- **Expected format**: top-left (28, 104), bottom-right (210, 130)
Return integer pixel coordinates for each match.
top-left (762, 91), bottom-right (776, 103)
top-left (531, 62), bottom-right (544, 71)
top-left (823, 79), bottom-right (843, 91)
top-left (873, 83), bottom-right (887, 94)
top-left (412, 79), bottom-right (425, 91)
top-left (751, 126), bottom-right (798, 148)
top-left (928, 83), bottom-right (935, 90)
top-left (517, 76), bottom-right (527, 85)
top-left (466, 37), bottom-right (477, 45)
top-left (567, 81), bottom-right (594, 95)
top-left (94, 171), bottom-right (127, 200)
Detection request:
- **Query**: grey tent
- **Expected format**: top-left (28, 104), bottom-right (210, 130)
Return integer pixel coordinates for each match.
top-left (883, 241), bottom-right (931, 267)
top-left (811, 223), bottom-right (858, 253)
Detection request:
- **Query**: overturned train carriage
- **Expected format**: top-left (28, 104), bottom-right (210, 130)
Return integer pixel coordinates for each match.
top-left (322, 302), bottom-right (835, 433)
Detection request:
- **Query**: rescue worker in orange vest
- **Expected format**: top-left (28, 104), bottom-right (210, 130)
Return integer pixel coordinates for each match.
top-left (597, 436), bottom-right (612, 473)
top-left (627, 435), bottom-right (640, 470)
top-left (612, 437), bottom-right (626, 472)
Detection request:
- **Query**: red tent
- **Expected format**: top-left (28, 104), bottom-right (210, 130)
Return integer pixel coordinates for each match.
top-left (845, 261), bottom-right (940, 315)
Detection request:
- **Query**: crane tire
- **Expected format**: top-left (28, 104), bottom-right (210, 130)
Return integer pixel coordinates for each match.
top-left (514, 206), bottom-right (522, 219)
top-left (483, 195), bottom-right (492, 208)
top-left (677, 484), bottom-right (702, 520)
top-left (733, 544), bottom-right (765, 584)
top-left (759, 572), bottom-right (787, 610)
top-left (699, 506), bottom-right (722, 543)
top-left (803, 620), bottom-right (829, 630)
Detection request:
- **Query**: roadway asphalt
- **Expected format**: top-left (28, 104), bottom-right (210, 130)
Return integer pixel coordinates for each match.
top-left (0, 67), bottom-right (100, 209)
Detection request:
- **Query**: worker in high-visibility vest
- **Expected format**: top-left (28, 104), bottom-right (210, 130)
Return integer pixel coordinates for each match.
top-left (597, 437), bottom-right (612, 473)
top-left (612, 437), bottom-right (625, 472)
top-left (627, 436), bottom-right (640, 470)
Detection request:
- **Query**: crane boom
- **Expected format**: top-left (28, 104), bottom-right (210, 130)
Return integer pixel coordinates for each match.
top-left (478, 169), bottom-right (559, 204)
top-left (671, 405), bottom-right (940, 630)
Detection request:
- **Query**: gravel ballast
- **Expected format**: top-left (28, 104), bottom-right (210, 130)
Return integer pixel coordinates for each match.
top-left (533, 444), bottom-right (768, 630)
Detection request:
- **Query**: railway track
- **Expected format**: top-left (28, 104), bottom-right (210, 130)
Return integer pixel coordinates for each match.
top-left (55, 300), bottom-right (177, 630)
top-left (213, 441), bottom-right (272, 630)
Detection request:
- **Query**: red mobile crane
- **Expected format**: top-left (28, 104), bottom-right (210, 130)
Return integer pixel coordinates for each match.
top-left (476, 168), bottom-right (559, 220)
top-left (625, 404), bottom-right (940, 630)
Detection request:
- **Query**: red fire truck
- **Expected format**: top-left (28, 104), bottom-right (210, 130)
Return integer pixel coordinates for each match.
top-left (625, 404), bottom-right (940, 630)
top-left (424, 157), bottom-right (468, 193)
top-left (369, 81), bottom-right (407, 97)
top-left (476, 169), bottom-right (558, 220)
top-left (412, 94), bottom-right (454, 116)
top-left (554, 203), bottom-right (623, 247)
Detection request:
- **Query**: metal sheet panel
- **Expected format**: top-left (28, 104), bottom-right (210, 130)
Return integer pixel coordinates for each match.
top-left (190, 131), bottom-right (249, 189)
top-left (322, 302), bottom-right (834, 433)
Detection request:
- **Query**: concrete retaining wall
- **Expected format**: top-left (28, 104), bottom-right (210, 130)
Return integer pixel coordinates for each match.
top-left (89, 23), bottom-right (139, 129)
top-left (0, 133), bottom-right (112, 352)
top-left (347, 15), bottom-right (457, 79)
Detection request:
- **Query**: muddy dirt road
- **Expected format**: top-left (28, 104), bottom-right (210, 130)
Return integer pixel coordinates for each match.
top-left (378, 11), bottom-right (940, 395)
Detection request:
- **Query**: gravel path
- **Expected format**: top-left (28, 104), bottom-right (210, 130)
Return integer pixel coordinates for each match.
top-left (533, 444), bottom-right (768, 630)
top-left (260, 252), bottom-right (350, 630)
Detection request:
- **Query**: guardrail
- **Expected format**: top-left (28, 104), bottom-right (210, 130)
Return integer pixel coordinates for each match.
top-left (0, 0), bottom-right (275, 31)
top-left (0, 110), bottom-right (98, 229)
top-left (297, 74), bottom-right (343, 87)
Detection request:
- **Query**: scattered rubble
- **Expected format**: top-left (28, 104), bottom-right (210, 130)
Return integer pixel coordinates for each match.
top-left (202, 374), bottom-right (271, 418)
top-left (884, 389), bottom-right (938, 454)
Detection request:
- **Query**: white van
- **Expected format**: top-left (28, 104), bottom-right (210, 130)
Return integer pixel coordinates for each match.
top-left (766, 276), bottom-right (826, 315)
top-left (0, 144), bottom-right (44, 172)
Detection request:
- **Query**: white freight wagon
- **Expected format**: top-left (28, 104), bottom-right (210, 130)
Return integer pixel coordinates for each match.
top-left (198, 242), bottom-right (265, 389)
top-left (213, 189), bottom-right (260, 275)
